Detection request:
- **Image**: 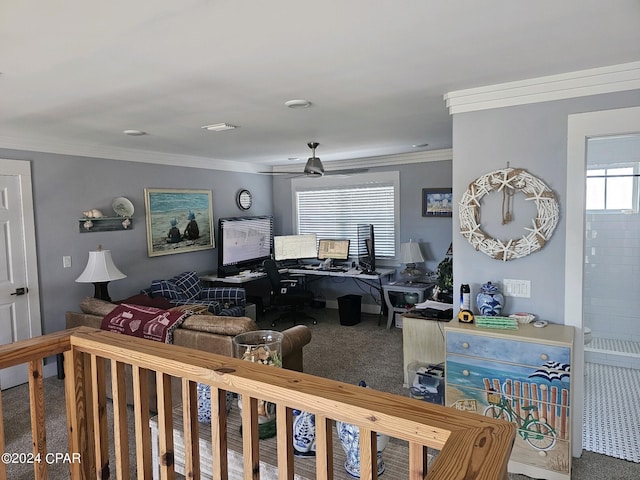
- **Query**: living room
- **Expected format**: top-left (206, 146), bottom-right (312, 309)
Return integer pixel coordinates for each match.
top-left (1, 2), bottom-right (640, 478)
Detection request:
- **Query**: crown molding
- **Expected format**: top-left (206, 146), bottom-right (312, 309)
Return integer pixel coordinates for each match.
top-left (270, 148), bottom-right (453, 173)
top-left (444, 61), bottom-right (640, 115)
top-left (0, 134), bottom-right (261, 173)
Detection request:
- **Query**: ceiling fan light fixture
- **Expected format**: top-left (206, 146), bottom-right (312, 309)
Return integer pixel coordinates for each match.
top-left (304, 156), bottom-right (324, 176)
top-left (201, 123), bottom-right (238, 132)
top-left (284, 99), bottom-right (312, 109)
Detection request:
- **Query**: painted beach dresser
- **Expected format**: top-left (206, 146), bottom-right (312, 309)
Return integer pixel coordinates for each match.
top-left (445, 320), bottom-right (574, 480)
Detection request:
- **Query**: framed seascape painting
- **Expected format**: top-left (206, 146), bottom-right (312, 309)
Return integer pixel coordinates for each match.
top-left (422, 188), bottom-right (453, 217)
top-left (144, 188), bottom-right (214, 257)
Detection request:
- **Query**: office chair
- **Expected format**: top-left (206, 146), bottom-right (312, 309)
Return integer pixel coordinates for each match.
top-left (263, 259), bottom-right (317, 327)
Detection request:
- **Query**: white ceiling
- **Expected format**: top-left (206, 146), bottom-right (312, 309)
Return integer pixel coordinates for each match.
top-left (1, 0), bottom-right (639, 171)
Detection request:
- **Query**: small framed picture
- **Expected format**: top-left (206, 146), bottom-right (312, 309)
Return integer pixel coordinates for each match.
top-left (422, 188), bottom-right (453, 217)
top-left (144, 188), bottom-right (214, 257)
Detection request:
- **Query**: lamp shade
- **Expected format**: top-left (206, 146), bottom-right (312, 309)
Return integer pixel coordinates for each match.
top-left (399, 241), bottom-right (424, 264)
top-left (75, 249), bottom-right (126, 283)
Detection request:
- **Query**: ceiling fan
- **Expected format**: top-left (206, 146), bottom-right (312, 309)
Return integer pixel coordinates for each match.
top-left (260, 142), bottom-right (368, 177)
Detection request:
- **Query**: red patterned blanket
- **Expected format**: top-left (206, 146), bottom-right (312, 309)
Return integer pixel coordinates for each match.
top-left (100, 304), bottom-right (189, 344)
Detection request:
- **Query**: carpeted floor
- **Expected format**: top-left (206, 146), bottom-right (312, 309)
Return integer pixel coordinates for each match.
top-left (1, 308), bottom-right (639, 478)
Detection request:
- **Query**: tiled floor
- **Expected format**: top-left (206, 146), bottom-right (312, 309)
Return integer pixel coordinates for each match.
top-left (585, 337), bottom-right (640, 369)
top-left (583, 362), bottom-right (640, 463)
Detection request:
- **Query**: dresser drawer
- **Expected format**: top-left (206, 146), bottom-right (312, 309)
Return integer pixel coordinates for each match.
top-left (446, 383), bottom-right (571, 443)
top-left (446, 354), bottom-right (570, 405)
top-left (446, 331), bottom-right (571, 367)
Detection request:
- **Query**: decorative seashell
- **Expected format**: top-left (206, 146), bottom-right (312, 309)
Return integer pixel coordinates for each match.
top-left (83, 220), bottom-right (93, 230)
top-left (83, 209), bottom-right (104, 218)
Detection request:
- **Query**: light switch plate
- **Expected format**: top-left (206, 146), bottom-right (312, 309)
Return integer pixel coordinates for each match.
top-left (503, 278), bottom-right (531, 298)
top-left (63, 255), bottom-right (72, 268)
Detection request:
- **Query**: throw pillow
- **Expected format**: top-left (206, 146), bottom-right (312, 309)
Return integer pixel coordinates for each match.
top-left (169, 271), bottom-right (202, 300)
top-left (149, 280), bottom-right (185, 300)
top-left (100, 304), bottom-right (190, 344)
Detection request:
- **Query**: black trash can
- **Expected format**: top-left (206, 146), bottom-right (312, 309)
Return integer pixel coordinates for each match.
top-left (337, 294), bottom-right (361, 326)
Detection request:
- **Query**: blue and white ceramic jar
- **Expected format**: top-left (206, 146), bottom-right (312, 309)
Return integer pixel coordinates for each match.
top-left (197, 383), bottom-right (233, 423)
top-left (292, 409), bottom-right (316, 456)
top-left (476, 281), bottom-right (504, 316)
top-left (336, 381), bottom-right (389, 477)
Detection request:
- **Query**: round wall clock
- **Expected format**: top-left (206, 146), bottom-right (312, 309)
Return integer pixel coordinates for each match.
top-left (236, 189), bottom-right (253, 210)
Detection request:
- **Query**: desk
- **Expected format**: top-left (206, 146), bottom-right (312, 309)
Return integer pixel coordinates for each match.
top-left (382, 281), bottom-right (433, 329)
top-left (202, 268), bottom-right (395, 320)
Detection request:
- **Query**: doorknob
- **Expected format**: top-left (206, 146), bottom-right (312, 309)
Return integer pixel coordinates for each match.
top-left (11, 287), bottom-right (28, 296)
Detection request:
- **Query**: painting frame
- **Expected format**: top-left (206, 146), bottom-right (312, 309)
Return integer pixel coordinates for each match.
top-left (144, 188), bottom-right (214, 257)
top-left (422, 188), bottom-right (453, 217)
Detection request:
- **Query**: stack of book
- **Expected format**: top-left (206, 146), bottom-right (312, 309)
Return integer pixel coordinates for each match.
top-left (475, 316), bottom-right (519, 329)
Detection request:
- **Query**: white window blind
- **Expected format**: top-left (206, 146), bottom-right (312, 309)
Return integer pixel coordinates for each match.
top-left (293, 174), bottom-right (398, 258)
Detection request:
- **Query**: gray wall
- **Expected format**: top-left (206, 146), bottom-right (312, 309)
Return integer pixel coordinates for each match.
top-left (452, 90), bottom-right (640, 323)
top-left (272, 160), bottom-right (453, 307)
top-left (0, 149), bottom-right (273, 334)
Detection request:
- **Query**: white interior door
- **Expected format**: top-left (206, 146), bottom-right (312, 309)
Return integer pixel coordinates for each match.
top-left (0, 159), bottom-right (42, 389)
top-left (565, 105), bottom-right (640, 457)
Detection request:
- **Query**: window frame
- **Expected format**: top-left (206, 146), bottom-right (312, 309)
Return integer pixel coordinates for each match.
top-left (586, 162), bottom-right (640, 214)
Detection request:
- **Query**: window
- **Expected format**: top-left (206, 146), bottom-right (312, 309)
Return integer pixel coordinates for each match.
top-left (292, 172), bottom-right (399, 259)
top-left (586, 164), bottom-right (639, 212)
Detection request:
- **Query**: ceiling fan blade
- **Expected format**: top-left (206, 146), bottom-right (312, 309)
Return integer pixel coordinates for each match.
top-left (323, 168), bottom-right (369, 176)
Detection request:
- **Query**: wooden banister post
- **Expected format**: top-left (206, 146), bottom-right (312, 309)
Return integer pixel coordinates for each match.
top-left (64, 348), bottom-right (93, 479)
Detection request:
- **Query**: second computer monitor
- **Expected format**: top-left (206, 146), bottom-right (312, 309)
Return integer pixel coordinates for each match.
top-left (273, 234), bottom-right (317, 261)
top-left (317, 239), bottom-right (350, 261)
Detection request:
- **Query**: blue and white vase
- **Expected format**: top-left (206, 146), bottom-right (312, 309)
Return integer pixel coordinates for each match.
top-left (292, 409), bottom-right (316, 456)
top-left (476, 282), bottom-right (504, 316)
top-left (336, 381), bottom-right (389, 477)
top-left (196, 383), bottom-right (233, 423)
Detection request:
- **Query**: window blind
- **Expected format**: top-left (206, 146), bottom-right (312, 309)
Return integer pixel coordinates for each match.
top-left (295, 184), bottom-right (396, 258)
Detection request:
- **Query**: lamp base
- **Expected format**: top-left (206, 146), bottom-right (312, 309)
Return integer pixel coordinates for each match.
top-left (93, 282), bottom-right (112, 302)
top-left (400, 264), bottom-right (423, 282)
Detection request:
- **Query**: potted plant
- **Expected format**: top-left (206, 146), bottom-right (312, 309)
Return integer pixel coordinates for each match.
top-left (434, 257), bottom-right (453, 303)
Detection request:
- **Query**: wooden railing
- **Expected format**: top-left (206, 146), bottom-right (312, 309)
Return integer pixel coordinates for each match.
top-left (0, 327), bottom-right (515, 479)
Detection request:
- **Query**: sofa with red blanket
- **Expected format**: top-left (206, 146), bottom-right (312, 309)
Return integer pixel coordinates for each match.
top-left (65, 296), bottom-right (312, 411)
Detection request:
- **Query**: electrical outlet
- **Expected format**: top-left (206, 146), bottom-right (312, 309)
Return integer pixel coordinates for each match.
top-left (63, 256), bottom-right (72, 268)
top-left (503, 278), bottom-right (531, 298)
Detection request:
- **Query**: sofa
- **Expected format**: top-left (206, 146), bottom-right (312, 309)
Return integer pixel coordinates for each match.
top-left (65, 296), bottom-right (312, 411)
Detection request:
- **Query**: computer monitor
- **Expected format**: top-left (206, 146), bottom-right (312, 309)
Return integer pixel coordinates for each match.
top-left (274, 234), bottom-right (317, 261)
top-left (357, 224), bottom-right (376, 274)
top-left (317, 239), bottom-right (350, 261)
top-left (218, 216), bottom-right (273, 275)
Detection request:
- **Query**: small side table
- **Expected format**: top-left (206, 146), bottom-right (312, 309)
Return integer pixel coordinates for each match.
top-left (382, 281), bottom-right (432, 329)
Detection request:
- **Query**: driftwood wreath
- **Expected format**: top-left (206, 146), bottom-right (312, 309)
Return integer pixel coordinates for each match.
top-left (459, 168), bottom-right (559, 261)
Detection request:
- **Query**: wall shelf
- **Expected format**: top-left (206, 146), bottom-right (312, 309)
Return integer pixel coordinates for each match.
top-left (79, 217), bottom-right (133, 233)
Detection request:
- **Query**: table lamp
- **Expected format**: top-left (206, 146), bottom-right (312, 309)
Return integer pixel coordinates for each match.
top-left (399, 240), bottom-right (425, 281)
top-left (75, 245), bottom-right (126, 302)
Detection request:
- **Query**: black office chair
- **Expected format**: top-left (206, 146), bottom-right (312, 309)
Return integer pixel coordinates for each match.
top-left (263, 259), bottom-right (316, 327)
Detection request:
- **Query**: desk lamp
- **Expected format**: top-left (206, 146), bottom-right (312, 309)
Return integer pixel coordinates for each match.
top-left (75, 245), bottom-right (126, 302)
top-left (399, 240), bottom-right (425, 282)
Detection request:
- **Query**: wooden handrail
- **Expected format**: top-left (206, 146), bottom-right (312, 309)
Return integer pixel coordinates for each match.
top-left (0, 327), bottom-right (515, 479)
